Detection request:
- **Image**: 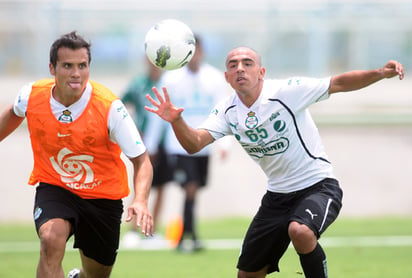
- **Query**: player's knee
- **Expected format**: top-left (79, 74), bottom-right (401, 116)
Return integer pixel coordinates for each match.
top-left (237, 270), bottom-right (249, 278)
top-left (83, 266), bottom-right (112, 278)
top-left (288, 221), bottom-right (318, 254)
top-left (39, 230), bottom-right (66, 253)
top-left (237, 266), bottom-right (269, 278)
top-left (38, 221), bottom-right (70, 252)
top-left (288, 221), bottom-right (314, 242)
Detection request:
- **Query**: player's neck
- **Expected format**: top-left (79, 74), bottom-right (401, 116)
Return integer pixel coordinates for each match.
top-left (236, 80), bottom-right (263, 108)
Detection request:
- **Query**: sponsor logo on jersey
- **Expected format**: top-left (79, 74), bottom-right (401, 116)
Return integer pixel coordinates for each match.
top-left (50, 147), bottom-right (102, 190)
top-left (211, 108), bottom-right (219, 115)
top-left (269, 112), bottom-right (280, 121)
top-left (288, 78), bottom-right (301, 86)
top-left (229, 122), bottom-right (239, 131)
top-left (244, 137), bottom-right (289, 158)
top-left (273, 120), bottom-right (286, 132)
top-left (117, 105), bottom-right (129, 119)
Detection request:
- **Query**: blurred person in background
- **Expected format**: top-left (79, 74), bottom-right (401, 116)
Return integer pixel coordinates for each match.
top-left (157, 34), bottom-right (230, 253)
top-left (146, 46), bottom-right (404, 277)
top-left (0, 31), bottom-right (153, 278)
top-left (121, 56), bottom-right (173, 247)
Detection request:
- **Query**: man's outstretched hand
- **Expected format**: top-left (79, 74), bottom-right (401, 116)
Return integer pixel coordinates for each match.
top-left (145, 87), bottom-right (184, 123)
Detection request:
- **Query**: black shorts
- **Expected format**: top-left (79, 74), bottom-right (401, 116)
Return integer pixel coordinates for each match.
top-left (152, 144), bottom-right (174, 187)
top-left (237, 178), bottom-right (343, 274)
top-left (173, 155), bottom-right (209, 187)
top-left (33, 183), bottom-right (124, 266)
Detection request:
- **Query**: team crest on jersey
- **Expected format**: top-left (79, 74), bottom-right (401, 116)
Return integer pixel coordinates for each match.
top-left (245, 111), bottom-right (258, 129)
top-left (58, 109), bottom-right (73, 123)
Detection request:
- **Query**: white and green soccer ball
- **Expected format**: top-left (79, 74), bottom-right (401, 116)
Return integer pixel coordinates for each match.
top-left (144, 19), bottom-right (196, 70)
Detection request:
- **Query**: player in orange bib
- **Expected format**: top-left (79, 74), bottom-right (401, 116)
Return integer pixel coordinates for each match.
top-left (0, 31), bottom-right (154, 278)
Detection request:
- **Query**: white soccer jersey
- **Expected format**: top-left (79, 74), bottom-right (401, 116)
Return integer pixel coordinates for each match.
top-left (200, 77), bottom-right (336, 193)
top-left (149, 63), bottom-right (230, 156)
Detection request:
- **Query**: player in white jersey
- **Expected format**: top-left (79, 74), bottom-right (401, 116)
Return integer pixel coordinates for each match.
top-left (151, 35), bottom-right (230, 252)
top-left (145, 46), bottom-right (404, 278)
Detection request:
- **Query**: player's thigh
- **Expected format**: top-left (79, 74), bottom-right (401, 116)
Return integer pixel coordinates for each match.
top-left (237, 192), bottom-right (291, 274)
top-left (174, 155), bottom-right (209, 186)
top-left (75, 199), bottom-right (123, 266)
top-left (152, 145), bottom-right (174, 185)
top-left (34, 183), bottom-right (78, 241)
top-left (291, 178), bottom-right (343, 237)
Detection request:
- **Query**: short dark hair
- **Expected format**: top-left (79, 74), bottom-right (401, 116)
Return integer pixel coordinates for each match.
top-left (49, 31), bottom-right (91, 67)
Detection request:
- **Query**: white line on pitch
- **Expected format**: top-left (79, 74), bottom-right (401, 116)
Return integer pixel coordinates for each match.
top-left (1, 236), bottom-right (412, 253)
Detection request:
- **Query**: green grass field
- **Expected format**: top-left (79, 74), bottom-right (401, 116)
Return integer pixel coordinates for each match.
top-left (0, 217), bottom-right (411, 277)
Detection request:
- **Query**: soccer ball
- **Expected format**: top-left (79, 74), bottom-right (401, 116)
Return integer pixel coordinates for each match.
top-left (144, 19), bottom-right (196, 70)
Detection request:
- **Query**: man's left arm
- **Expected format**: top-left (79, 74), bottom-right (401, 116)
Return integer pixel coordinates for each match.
top-left (125, 151), bottom-right (154, 237)
top-left (329, 60), bottom-right (404, 94)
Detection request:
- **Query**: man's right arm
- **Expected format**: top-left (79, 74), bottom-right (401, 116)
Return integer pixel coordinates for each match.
top-left (170, 117), bottom-right (214, 154)
top-left (0, 105), bottom-right (25, 142)
top-left (145, 86), bottom-right (215, 154)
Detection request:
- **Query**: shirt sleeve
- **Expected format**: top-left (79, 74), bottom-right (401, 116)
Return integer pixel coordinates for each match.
top-left (198, 99), bottom-right (233, 140)
top-left (278, 77), bottom-right (331, 113)
top-left (13, 82), bottom-right (34, 117)
top-left (108, 99), bottom-right (146, 158)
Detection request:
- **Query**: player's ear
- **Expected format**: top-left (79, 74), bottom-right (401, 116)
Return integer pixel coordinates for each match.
top-left (224, 72), bottom-right (230, 83)
top-left (258, 67), bottom-right (266, 80)
top-left (49, 63), bottom-right (56, 76)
